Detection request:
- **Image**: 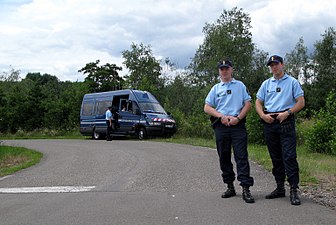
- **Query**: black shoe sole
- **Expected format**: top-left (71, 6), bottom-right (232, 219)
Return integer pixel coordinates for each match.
top-left (291, 201), bottom-right (301, 205)
top-left (221, 193), bottom-right (236, 198)
top-left (244, 199), bottom-right (255, 203)
top-left (265, 193), bottom-right (286, 199)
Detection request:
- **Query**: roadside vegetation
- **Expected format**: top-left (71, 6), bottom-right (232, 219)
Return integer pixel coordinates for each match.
top-left (1, 128), bottom-right (84, 140)
top-left (0, 145), bottom-right (43, 177)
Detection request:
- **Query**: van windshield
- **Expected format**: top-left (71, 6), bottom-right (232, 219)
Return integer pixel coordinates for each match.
top-left (139, 102), bottom-right (166, 114)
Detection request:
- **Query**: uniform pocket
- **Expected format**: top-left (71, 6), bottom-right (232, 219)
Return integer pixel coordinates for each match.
top-left (280, 120), bottom-right (293, 133)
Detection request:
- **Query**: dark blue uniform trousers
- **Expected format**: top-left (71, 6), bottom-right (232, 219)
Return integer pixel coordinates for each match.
top-left (106, 120), bottom-right (112, 140)
top-left (263, 117), bottom-right (299, 188)
top-left (215, 123), bottom-right (254, 187)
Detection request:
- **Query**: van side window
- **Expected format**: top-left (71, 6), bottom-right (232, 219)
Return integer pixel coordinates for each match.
top-left (96, 100), bottom-right (111, 115)
top-left (120, 99), bottom-right (134, 113)
top-left (82, 102), bottom-right (94, 116)
top-left (132, 101), bottom-right (139, 114)
top-left (120, 99), bottom-right (128, 111)
top-left (112, 94), bottom-right (129, 111)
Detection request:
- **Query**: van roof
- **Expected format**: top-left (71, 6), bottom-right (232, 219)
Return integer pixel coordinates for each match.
top-left (83, 89), bottom-right (159, 103)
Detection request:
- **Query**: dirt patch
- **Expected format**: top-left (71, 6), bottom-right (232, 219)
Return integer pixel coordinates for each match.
top-left (301, 176), bottom-right (336, 210)
top-left (0, 155), bottom-right (28, 168)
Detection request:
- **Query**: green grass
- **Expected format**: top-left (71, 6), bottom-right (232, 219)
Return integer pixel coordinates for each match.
top-left (0, 145), bottom-right (43, 177)
top-left (156, 136), bottom-right (336, 186)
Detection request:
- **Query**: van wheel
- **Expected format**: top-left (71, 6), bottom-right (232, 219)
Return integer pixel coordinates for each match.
top-left (93, 129), bottom-right (101, 140)
top-left (137, 128), bottom-right (147, 140)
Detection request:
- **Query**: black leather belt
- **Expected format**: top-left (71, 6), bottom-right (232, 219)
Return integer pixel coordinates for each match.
top-left (263, 110), bottom-right (294, 123)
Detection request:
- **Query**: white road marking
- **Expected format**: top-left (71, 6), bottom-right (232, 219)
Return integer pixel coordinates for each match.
top-left (0, 186), bottom-right (96, 193)
top-left (0, 175), bottom-right (13, 181)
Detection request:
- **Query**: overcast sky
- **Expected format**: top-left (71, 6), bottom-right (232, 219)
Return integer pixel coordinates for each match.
top-left (0, 0), bottom-right (335, 81)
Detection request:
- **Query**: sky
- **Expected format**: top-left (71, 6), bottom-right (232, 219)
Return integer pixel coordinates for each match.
top-left (0, 0), bottom-right (335, 81)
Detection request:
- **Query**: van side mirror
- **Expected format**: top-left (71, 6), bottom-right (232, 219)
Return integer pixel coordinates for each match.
top-left (135, 109), bottom-right (142, 115)
top-left (167, 111), bottom-right (171, 115)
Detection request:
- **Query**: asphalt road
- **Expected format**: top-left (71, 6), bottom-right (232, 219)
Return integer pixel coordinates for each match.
top-left (0, 139), bottom-right (335, 225)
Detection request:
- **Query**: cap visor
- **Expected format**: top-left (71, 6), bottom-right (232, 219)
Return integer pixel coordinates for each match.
top-left (267, 60), bottom-right (280, 66)
top-left (219, 65), bottom-right (230, 68)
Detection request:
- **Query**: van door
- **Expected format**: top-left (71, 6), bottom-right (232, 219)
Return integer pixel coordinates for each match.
top-left (94, 99), bottom-right (112, 134)
top-left (118, 100), bottom-right (141, 133)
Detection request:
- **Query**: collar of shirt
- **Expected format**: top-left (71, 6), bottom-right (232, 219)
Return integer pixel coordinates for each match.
top-left (270, 73), bottom-right (289, 82)
top-left (220, 78), bottom-right (236, 86)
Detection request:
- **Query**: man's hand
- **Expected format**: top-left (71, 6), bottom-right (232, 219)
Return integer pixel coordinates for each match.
top-left (227, 116), bottom-right (239, 126)
top-left (220, 116), bottom-right (230, 126)
top-left (276, 112), bottom-right (289, 123)
top-left (262, 114), bottom-right (276, 124)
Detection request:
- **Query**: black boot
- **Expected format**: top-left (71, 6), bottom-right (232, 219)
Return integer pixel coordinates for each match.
top-left (290, 186), bottom-right (301, 205)
top-left (265, 182), bottom-right (286, 199)
top-left (242, 186), bottom-right (255, 203)
top-left (221, 183), bottom-right (236, 198)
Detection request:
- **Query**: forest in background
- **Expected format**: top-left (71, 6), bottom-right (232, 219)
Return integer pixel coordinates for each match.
top-left (0, 8), bottom-right (335, 155)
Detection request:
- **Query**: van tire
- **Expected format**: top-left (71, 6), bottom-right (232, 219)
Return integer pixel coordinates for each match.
top-left (93, 129), bottom-right (101, 140)
top-left (137, 128), bottom-right (147, 140)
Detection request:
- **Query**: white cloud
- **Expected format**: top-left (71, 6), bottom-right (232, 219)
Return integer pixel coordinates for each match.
top-left (0, 0), bottom-right (335, 81)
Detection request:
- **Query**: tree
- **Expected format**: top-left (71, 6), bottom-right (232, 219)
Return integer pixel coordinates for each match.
top-left (304, 27), bottom-right (336, 113)
top-left (0, 67), bottom-right (21, 82)
top-left (188, 7), bottom-right (254, 87)
top-left (285, 37), bottom-right (309, 80)
top-left (122, 42), bottom-right (164, 95)
top-left (248, 48), bottom-right (270, 96)
top-left (313, 27), bottom-right (336, 91)
top-left (5, 84), bottom-right (28, 133)
top-left (78, 60), bottom-right (124, 93)
top-left (0, 87), bottom-right (7, 132)
top-left (23, 84), bottom-right (45, 130)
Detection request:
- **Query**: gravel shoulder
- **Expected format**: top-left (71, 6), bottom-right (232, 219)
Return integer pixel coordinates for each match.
top-left (301, 177), bottom-right (336, 210)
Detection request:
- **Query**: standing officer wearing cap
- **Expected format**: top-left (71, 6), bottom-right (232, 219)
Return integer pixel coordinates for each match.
top-left (204, 58), bottom-right (255, 203)
top-left (256, 55), bottom-right (305, 205)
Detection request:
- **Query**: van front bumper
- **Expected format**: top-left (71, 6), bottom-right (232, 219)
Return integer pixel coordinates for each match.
top-left (145, 124), bottom-right (177, 136)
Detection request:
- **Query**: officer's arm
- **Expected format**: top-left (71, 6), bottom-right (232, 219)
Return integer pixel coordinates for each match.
top-left (204, 103), bottom-right (223, 118)
top-left (290, 96), bottom-right (305, 114)
top-left (256, 99), bottom-right (275, 124)
top-left (204, 103), bottom-right (230, 126)
top-left (238, 100), bottom-right (252, 120)
top-left (255, 99), bottom-right (265, 118)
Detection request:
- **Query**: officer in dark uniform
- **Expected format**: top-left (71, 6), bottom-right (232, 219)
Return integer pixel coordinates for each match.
top-left (256, 55), bottom-right (305, 205)
top-left (204, 59), bottom-right (255, 203)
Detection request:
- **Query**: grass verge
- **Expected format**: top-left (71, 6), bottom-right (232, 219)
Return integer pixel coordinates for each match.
top-left (0, 145), bottom-right (43, 177)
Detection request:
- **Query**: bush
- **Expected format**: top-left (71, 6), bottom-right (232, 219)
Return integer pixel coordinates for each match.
top-left (306, 91), bottom-right (336, 155)
top-left (296, 119), bottom-right (313, 146)
top-left (246, 106), bottom-right (265, 144)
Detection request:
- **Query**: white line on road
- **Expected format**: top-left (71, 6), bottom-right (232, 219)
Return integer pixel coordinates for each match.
top-left (0, 186), bottom-right (96, 193)
top-left (0, 175), bottom-right (13, 181)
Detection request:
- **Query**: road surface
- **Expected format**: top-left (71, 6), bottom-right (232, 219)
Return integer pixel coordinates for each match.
top-left (0, 139), bottom-right (335, 225)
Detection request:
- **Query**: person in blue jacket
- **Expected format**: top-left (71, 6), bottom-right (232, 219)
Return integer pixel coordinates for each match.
top-left (204, 58), bottom-right (255, 203)
top-left (256, 55), bottom-right (305, 205)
